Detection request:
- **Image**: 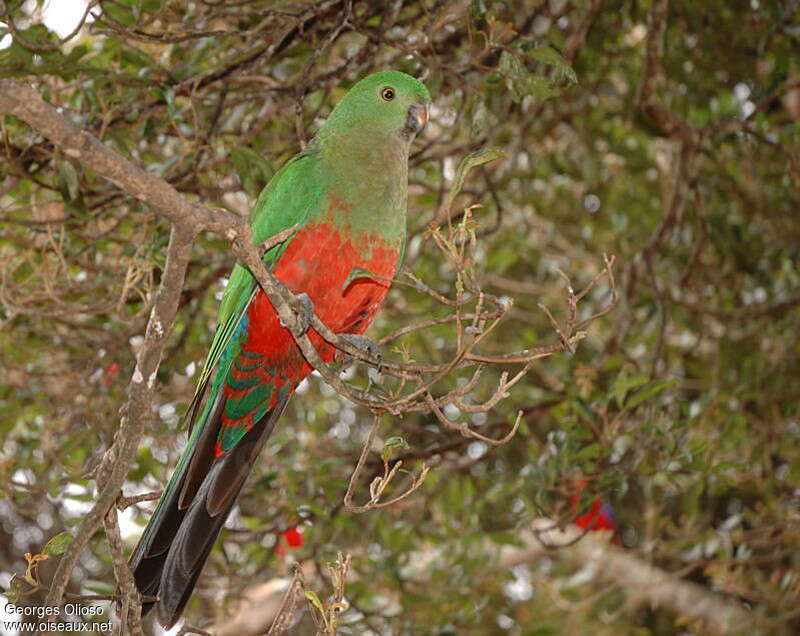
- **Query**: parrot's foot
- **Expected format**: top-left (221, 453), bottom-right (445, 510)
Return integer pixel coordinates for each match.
top-left (283, 292), bottom-right (314, 336)
top-left (338, 333), bottom-right (383, 371)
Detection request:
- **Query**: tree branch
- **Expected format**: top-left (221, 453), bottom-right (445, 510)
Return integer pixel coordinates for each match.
top-left (500, 520), bottom-right (754, 634)
top-left (635, 0), bottom-right (698, 145)
top-left (42, 224), bottom-right (194, 609)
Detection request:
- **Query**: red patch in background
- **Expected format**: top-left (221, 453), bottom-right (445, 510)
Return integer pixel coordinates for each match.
top-left (275, 526), bottom-right (304, 557)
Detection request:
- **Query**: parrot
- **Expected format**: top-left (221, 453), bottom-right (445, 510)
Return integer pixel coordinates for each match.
top-left (572, 497), bottom-right (619, 537)
top-left (128, 71), bottom-right (432, 628)
top-left (570, 478), bottom-right (620, 542)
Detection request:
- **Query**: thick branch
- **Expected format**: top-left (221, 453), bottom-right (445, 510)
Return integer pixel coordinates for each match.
top-left (104, 507), bottom-right (144, 636)
top-left (0, 80), bottom-right (232, 231)
top-left (500, 520), bottom-right (753, 634)
top-left (635, 0), bottom-right (698, 144)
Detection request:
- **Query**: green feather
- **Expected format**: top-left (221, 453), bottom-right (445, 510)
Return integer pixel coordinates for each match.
top-left (224, 383), bottom-right (272, 420)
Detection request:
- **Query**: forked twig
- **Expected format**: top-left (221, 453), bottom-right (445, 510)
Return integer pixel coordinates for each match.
top-left (344, 416), bottom-right (430, 513)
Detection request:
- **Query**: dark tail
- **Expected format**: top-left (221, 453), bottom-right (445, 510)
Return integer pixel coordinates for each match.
top-left (129, 396), bottom-right (289, 628)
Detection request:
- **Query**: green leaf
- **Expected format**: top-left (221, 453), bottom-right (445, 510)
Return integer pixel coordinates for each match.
top-left (5, 574), bottom-right (26, 604)
top-left (498, 51), bottom-right (557, 101)
top-left (57, 161), bottom-right (80, 203)
top-left (470, 0), bottom-right (488, 18)
top-left (43, 531), bottom-right (74, 557)
top-left (469, 96), bottom-right (488, 138)
top-left (304, 589), bottom-right (326, 617)
top-left (231, 146), bottom-right (274, 199)
top-left (254, 471), bottom-right (278, 489)
top-left (625, 379), bottom-right (679, 410)
top-left (611, 367), bottom-right (649, 408)
top-left (519, 74), bottom-right (558, 100)
top-left (576, 443), bottom-right (601, 460)
top-left (63, 44), bottom-right (90, 66)
top-left (570, 399), bottom-right (596, 423)
top-left (81, 579), bottom-right (116, 595)
top-left (381, 436), bottom-right (410, 463)
top-left (442, 148), bottom-right (505, 214)
top-left (528, 46), bottom-right (578, 84)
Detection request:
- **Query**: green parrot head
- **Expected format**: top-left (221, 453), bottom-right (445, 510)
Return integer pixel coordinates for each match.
top-left (321, 71), bottom-right (432, 144)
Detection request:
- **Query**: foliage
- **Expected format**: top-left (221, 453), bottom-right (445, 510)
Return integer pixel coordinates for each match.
top-left (1, 0), bottom-right (799, 633)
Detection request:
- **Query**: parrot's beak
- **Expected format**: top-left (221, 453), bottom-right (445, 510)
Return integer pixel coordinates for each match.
top-left (404, 102), bottom-right (430, 138)
top-left (414, 103), bottom-right (430, 127)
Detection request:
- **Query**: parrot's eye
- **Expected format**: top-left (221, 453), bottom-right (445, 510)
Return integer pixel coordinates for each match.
top-left (381, 87), bottom-right (395, 101)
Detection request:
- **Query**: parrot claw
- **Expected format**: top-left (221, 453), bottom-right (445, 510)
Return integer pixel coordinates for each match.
top-left (283, 292), bottom-right (314, 336)
top-left (338, 334), bottom-right (383, 371)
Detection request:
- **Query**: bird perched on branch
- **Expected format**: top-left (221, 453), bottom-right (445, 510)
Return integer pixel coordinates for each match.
top-left (129, 71), bottom-right (431, 628)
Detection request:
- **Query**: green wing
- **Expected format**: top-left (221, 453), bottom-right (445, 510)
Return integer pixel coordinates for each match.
top-left (186, 149), bottom-right (322, 429)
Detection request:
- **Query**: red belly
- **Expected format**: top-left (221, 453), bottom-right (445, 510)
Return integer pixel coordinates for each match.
top-left (243, 222), bottom-right (399, 376)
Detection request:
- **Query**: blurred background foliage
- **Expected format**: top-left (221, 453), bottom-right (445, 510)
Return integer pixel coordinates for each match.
top-left (1, 0), bottom-right (799, 633)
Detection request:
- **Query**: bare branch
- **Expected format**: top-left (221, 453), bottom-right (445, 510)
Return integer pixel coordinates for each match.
top-left (116, 490), bottom-right (162, 511)
top-left (104, 506), bottom-right (144, 636)
top-left (344, 416), bottom-right (430, 514)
